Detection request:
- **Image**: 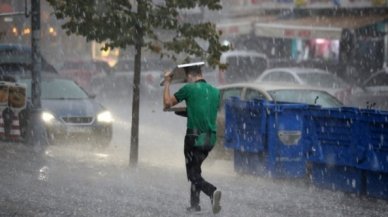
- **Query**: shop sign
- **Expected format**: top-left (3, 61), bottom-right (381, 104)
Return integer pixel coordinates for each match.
top-left (217, 21), bottom-right (253, 37)
top-left (284, 29), bottom-right (312, 38)
top-left (227, 0), bottom-right (385, 9)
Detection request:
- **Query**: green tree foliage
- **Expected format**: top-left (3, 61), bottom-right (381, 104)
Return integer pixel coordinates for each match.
top-left (46, 0), bottom-right (228, 66)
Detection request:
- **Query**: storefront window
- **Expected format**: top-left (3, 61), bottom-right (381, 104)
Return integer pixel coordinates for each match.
top-left (92, 42), bottom-right (120, 67)
top-left (295, 39), bottom-right (339, 62)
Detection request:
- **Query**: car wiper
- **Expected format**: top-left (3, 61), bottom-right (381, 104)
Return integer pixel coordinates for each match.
top-left (366, 101), bottom-right (377, 109)
top-left (47, 97), bottom-right (85, 100)
top-left (41, 97), bottom-right (64, 100)
top-left (314, 96), bottom-right (319, 105)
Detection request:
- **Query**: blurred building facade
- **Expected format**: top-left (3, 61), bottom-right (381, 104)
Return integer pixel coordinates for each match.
top-left (0, 0), bottom-right (387, 81)
top-left (213, 0), bottom-right (388, 83)
top-left (0, 0), bottom-right (95, 70)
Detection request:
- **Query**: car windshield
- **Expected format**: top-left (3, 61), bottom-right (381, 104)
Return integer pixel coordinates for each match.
top-left (224, 56), bottom-right (267, 83)
top-left (297, 72), bottom-right (347, 88)
top-left (0, 46), bottom-right (57, 73)
top-left (0, 64), bottom-right (31, 77)
top-left (268, 89), bottom-right (343, 108)
top-left (62, 62), bottom-right (97, 71)
top-left (0, 48), bottom-right (31, 64)
top-left (19, 78), bottom-right (89, 100)
top-left (365, 72), bottom-right (388, 87)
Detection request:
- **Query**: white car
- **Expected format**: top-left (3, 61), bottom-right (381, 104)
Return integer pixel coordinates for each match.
top-left (218, 50), bottom-right (268, 85)
top-left (256, 67), bottom-right (352, 103)
top-left (348, 67), bottom-right (388, 110)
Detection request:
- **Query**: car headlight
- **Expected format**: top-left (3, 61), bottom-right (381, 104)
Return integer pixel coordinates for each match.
top-left (42, 112), bottom-right (55, 123)
top-left (97, 111), bottom-right (113, 123)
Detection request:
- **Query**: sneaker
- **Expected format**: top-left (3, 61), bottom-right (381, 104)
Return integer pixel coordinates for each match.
top-left (186, 205), bottom-right (201, 213)
top-left (211, 190), bottom-right (222, 214)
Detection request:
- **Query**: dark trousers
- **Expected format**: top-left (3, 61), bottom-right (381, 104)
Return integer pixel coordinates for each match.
top-left (184, 133), bottom-right (217, 207)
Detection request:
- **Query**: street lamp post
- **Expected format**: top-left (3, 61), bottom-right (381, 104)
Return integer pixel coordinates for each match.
top-left (28, 0), bottom-right (48, 148)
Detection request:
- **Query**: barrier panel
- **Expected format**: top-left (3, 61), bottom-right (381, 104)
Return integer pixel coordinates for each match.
top-left (224, 97), bottom-right (266, 153)
top-left (227, 99), bottom-right (317, 178)
top-left (307, 107), bottom-right (361, 166)
top-left (0, 81), bottom-right (27, 142)
top-left (264, 103), bottom-right (316, 178)
top-left (357, 109), bottom-right (388, 199)
top-left (307, 107), bottom-right (365, 194)
top-left (311, 163), bottom-right (365, 195)
top-left (357, 109), bottom-right (388, 173)
top-left (224, 96), bottom-right (239, 150)
top-left (365, 171), bottom-right (388, 200)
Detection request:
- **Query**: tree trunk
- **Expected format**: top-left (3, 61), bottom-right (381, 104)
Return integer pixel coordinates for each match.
top-left (31, 0), bottom-right (42, 109)
top-left (129, 0), bottom-right (145, 166)
top-left (129, 42), bottom-right (142, 167)
top-left (29, 0), bottom-right (48, 148)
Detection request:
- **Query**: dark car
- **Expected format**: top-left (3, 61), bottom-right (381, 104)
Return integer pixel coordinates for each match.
top-left (18, 75), bottom-right (113, 146)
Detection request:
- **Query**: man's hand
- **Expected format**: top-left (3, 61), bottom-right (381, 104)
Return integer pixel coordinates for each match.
top-left (163, 70), bottom-right (173, 85)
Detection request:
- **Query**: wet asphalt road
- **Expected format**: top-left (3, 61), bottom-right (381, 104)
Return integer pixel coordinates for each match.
top-left (1, 97), bottom-right (388, 217)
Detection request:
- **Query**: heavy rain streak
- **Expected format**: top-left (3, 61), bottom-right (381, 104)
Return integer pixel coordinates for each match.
top-left (1, 1), bottom-right (388, 216)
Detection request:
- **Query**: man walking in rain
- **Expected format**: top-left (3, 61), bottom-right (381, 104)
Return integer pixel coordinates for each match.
top-left (163, 63), bottom-right (222, 214)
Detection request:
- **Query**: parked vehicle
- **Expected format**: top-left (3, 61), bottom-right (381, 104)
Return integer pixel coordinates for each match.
top-left (212, 82), bottom-right (343, 160)
top-left (0, 44), bottom-right (58, 74)
top-left (348, 67), bottom-right (388, 110)
top-left (91, 58), bottom-right (171, 99)
top-left (18, 74), bottom-right (113, 147)
top-left (59, 60), bottom-right (112, 93)
top-left (0, 76), bottom-right (28, 141)
top-left (218, 50), bottom-right (268, 85)
top-left (256, 67), bottom-right (354, 103)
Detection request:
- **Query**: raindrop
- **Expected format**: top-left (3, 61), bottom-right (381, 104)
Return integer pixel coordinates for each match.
top-left (38, 166), bottom-right (49, 182)
top-left (352, 179), bottom-right (356, 188)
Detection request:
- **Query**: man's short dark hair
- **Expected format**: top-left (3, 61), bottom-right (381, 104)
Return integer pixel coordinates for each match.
top-left (184, 66), bottom-right (202, 76)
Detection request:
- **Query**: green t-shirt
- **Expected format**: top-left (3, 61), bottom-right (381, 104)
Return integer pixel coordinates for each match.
top-left (174, 80), bottom-right (220, 147)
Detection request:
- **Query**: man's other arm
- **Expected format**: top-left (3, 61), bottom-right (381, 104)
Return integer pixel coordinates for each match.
top-left (163, 71), bottom-right (178, 110)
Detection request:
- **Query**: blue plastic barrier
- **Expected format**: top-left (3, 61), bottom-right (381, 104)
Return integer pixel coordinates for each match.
top-left (365, 171), bottom-right (388, 200)
top-left (224, 98), bottom-right (267, 153)
top-left (224, 97), bottom-right (240, 150)
top-left (225, 96), bottom-right (388, 199)
top-left (357, 109), bottom-right (388, 173)
top-left (307, 107), bottom-right (365, 193)
top-left (265, 103), bottom-right (316, 178)
top-left (357, 109), bottom-right (388, 199)
top-left (228, 99), bottom-right (317, 178)
top-left (311, 163), bottom-right (365, 195)
top-left (307, 107), bottom-right (361, 166)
